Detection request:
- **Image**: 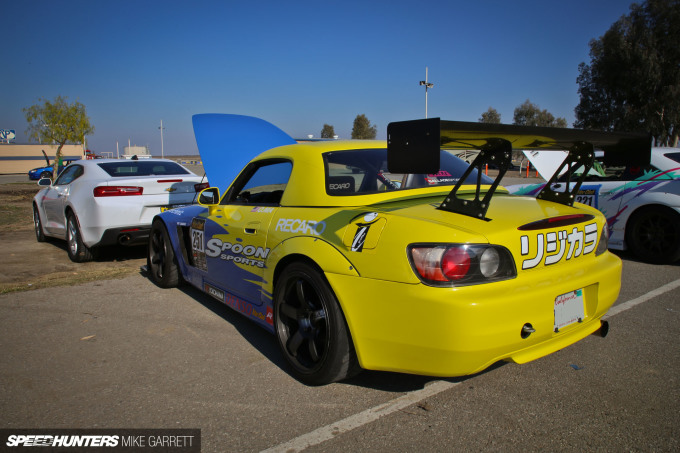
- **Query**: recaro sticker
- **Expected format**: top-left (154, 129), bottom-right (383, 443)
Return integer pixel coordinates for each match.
top-left (275, 218), bottom-right (326, 235)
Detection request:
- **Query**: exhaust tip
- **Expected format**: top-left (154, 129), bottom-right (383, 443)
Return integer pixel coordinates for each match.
top-left (118, 234), bottom-right (131, 245)
top-left (594, 320), bottom-right (609, 338)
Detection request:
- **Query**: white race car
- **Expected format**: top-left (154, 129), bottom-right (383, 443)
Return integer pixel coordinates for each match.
top-left (33, 159), bottom-right (208, 262)
top-left (507, 148), bottom-right (680, 264)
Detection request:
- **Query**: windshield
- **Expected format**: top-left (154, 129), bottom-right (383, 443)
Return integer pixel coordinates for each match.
top-left (323, 148), bottom-right (492, 195)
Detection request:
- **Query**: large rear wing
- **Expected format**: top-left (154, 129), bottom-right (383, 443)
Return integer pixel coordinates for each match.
top-left (387, 118), bottom-right (651, 220)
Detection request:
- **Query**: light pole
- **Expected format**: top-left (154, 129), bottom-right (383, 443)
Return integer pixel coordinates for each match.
top-left (159, 120), bottom-right (165, 158)
top-left (419, 67), bottom-right (434, 118)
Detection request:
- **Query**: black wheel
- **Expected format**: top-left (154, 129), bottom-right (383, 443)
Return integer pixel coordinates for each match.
top-left (39, 171), bottom-right (52, 180)
top-left (66, 212), bottom-right (95, 262)
top-left (274, 262), bottom-right (359, 385)
top-left (147, 219), bottom-right (181, 288)
top-left (625, 206), bottom-right (680, 264)
top-left (33, 205), bottom-right (46, 242)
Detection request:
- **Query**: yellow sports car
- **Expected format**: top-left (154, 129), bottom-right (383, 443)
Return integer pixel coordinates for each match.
top-left (147, 115), bottom-right (649, 385)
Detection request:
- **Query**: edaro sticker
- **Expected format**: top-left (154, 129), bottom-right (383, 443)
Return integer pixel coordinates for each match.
top-left (351, 226), bottom-right (369, 252)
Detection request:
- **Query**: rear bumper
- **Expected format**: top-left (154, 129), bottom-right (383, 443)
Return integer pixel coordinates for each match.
top-left (327, 252), bottom-right (622, 377)
top-left (95, 227), bottom-right (151, 247)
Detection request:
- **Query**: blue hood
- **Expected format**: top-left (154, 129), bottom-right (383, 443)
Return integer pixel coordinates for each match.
top-left (192, 114), bottom-right (296, 191)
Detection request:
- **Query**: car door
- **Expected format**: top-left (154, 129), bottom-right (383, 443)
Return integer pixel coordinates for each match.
top-left (195, 160), bottom-right (293, 317)
top-left (41, 164), bottom-right (84, 235)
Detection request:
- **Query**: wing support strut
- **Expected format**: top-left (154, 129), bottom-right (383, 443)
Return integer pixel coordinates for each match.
top-left (535, 142), bottom-right (595, 206)
top-left (439, 139), bottom-right (512, 220)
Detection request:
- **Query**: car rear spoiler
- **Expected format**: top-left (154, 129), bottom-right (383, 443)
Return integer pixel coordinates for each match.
top-left (387, 118), bottom-right (651, 220)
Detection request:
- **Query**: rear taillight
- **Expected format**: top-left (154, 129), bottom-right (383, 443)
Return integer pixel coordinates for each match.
top-left (93, 186), bottom-right (143, 197)
top-left (409, 244), bottom-right (516, 286)
top-left (596, 223), bottom-right (609, 256)
top-left (194, 182), bottom-right (210, 192)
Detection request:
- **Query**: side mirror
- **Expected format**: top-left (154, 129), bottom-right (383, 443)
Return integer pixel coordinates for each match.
top-left (38, 178), bottom-right (52, 186)
top-left (198, 187), bottom-right (220, 206)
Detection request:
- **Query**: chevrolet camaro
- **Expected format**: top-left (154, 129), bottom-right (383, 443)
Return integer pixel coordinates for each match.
top-left (33, 159), bottom-right (207, 262)
top-left (147, 114), bottom-right (649, 385)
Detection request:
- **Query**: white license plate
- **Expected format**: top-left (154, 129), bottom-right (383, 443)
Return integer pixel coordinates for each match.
top-left (554, 289), bottom-right (585, 332)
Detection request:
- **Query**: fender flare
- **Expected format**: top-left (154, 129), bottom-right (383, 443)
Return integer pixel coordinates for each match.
top-left (264, 236), bottom-right (359, 296)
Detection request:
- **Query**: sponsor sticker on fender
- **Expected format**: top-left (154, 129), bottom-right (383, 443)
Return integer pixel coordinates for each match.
top-left (205, 238), bottom-right (270, 268)
top-left (275, 218), bottom-right (326, 236)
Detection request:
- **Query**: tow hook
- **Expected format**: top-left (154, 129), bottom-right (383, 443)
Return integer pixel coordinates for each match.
top-left (521, 323), bottom-right (535, 339)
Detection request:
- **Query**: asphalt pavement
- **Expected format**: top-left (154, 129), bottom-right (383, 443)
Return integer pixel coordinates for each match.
top-left (0, 250), bottom-right (678, 452)
top-left (2, 165), bottom-right (676, 452)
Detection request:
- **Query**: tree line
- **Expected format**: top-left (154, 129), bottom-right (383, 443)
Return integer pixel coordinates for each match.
top-left (321, 114), bottom-right (377, 140)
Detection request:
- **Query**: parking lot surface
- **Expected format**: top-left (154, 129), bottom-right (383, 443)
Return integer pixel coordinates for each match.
top-left (1, 250), bottom-right (678, 452)
top-left (1, 169), bottom-right (677, 451)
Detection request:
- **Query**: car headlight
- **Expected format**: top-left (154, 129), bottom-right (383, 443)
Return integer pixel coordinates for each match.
top-left (595, 223), bottom-right (609, 256)
top-left (408, 244), bottom-right (516, 287)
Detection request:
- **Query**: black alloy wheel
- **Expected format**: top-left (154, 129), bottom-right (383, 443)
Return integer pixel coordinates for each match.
top-left (626, 206), bottom-right (680, 264)
top-left (274, 262), bottom-right (359, 385)
top-left (147, 219), bottom-right (180, 288)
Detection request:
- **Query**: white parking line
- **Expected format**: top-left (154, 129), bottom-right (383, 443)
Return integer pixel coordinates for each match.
top-left (260, 380), bottom-right (458, 453)
top-left (261, 278), bottom-right (680, 453)
top-left (604, 278), bottom-right (680, 319)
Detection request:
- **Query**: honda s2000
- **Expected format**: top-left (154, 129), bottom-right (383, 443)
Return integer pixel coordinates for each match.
top-left (147, 115), bottom-right (648, 385)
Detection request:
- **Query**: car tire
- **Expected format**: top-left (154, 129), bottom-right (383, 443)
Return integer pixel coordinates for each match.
top-left (66, 212), bottom-right (95, 262)
top-left (39, 171), bottom-right (52, 180)
top-left (274, 262), bottom-right (360, 385)
top-left (33, 205), bottom-right (46, 242)
top-left (625, 205), bottom-right (680, 264)
top-left (147, 219), bottom-right (181, 288)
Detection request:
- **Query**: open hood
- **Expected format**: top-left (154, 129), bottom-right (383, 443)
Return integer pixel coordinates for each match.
top-left (192, 114), bottom-right (296, 190)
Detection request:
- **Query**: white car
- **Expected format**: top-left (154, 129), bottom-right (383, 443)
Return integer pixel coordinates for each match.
top-left (507, 148), bottom-right (680, 264)
top-left (33, 158), bottom-right (208, 262)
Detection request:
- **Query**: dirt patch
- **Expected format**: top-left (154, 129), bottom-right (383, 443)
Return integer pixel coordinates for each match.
top-left (0, 183), bottom-right (145, 294)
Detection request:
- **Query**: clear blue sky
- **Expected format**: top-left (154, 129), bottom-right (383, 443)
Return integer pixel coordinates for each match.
top-left (2, 0), bottom-right (634, 156)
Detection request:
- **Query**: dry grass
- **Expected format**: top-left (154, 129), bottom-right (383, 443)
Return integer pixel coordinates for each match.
top-left (0, 182), bottom-right (145, 293)
top-left (0, 267), bottom-right (141, 294)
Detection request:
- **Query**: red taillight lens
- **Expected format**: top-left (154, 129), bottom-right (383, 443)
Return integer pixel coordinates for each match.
top-left (194, 182), bottom-right (209, 192)
top-left (441, 247), bottom-right (471, 280)
top-left (93, 186), bottom-right (143, 197)
top-left (409, 244), bottom-right (516, 286)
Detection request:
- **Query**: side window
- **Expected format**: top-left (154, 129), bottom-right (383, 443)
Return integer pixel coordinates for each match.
top-left (613, 164), bottom-right (671, 182)
top-left (54, 165), bottom-right (84, 185)
top-left (664, 152), bottom-right (680, 164)
top-left (225, 160), bottom-right (292, 206)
